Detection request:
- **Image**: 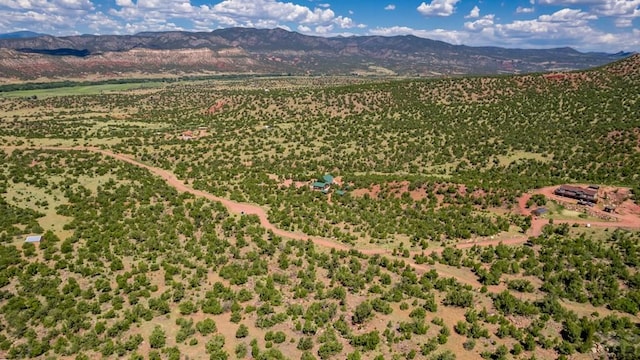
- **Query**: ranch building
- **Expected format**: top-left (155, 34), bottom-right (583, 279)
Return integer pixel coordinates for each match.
top-left (312, 181), bottom-right (330, 191)
top-left (554, 185), bottom-right (598, 203)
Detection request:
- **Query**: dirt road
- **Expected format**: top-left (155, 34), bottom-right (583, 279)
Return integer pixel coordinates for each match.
top-left (5, 146), bottom-right (536, 255)
top-left (3, 146), bottom-right (356, 251)
top-left (94, 148), bottom-right (356, 253)
top-left (4, 146), bottom-right (640, 281)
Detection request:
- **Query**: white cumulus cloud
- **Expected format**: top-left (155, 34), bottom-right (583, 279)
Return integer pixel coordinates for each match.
top-left (385, 4), bottom-right (396, 11)
top-left (538, 0), bottom-right (640, 28)
top-left (0, 0), bottom-right (93, 12)
top-left (417, 0), bottom-right (460, 17)
top-left (465, 5), bottom-right (480, 18)
top-left (538, 8), bottom-right (597, 23)
top-left (464, 14), bottom-right (495, 31)
top-left (592, 0), bottom-right (640, 18)
top-left (115, 0), bottom-right (133, 6)
top-left (106, 0), bottom-right (362, 35)
top-left (212, 0), bottom-right (332, 24)
top-left (538, 1), bottom-right (612, 5)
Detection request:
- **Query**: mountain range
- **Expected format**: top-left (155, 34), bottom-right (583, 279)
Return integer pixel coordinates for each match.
top-left (0, 27), bottom-right (633, 81)
top-left (0, 31), bottom-right (46, 40)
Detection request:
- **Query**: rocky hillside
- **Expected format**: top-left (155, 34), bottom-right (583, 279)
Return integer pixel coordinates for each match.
top-left (0, 47), bottom-right (264, 80)
top-left (602, 53), bottom-right (640, 77)
top-left (0, 27), bottom-right (632, 81)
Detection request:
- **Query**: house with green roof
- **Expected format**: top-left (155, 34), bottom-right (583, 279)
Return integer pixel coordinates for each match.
top-left (312, 181), bottom-right (329, 191)
top-left (311, 174), bottom-right (338, 194)
top-left (322, 174), bottom-right (334, 184)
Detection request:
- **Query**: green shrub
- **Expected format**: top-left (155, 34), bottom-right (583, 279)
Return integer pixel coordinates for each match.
top-left (149, 326), bottom-right (166, 349)
top-left (236, 324), bottom-right (249, 338)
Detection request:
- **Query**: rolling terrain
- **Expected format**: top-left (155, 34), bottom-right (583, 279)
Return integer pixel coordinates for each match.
top-left (0, 27), bottom-right (632, 81)
top-left (0, 53), bottom-right (639, 360)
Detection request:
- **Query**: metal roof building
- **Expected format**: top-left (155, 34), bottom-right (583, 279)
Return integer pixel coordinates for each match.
top-left (322, 174), bottom-right (334, 184)
top-left (25, 235), bottom-right (42, 243)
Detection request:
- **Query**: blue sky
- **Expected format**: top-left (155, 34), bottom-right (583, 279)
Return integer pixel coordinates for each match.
top-left (0, 0), bottom-right (638, 52)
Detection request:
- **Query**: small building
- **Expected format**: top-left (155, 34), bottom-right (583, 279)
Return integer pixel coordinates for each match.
top-left (554, 185), bottom-right (598, 203)
top-left (312, 174), bottom-right (335, 192)
top-left (181, 130), bottom-right (194, 140)
top-left (335, 190), bottom-right (346, 196)
top-left (312, 181), bottom-right (329, 191)
top-left (25, 235), bottom-right (42, 243)
top-left (531, 207), bottom-right (548, 216)
top-left (322, 174), bottom-right (334, 185)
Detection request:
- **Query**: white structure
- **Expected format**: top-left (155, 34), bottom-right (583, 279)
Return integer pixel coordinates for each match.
top-left (25, 235), bottom-right (42, 243)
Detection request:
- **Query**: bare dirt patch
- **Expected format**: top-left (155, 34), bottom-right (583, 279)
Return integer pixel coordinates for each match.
top-left (206, 100), bottom-right (226, 114)
top-left (9, 146), bottom-right (640, 302)
top-left (268, 174), bottom-right (315, 189)
top-left (351, 183), bottom-right (381, 199)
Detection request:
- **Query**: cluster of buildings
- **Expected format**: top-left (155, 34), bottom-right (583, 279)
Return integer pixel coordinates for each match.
top-left (312, 174), bottom-right (335, 194)
top-left (180, 127), bottom-right (208, 141)
top-left (554, 185), bottom-right (598, 204)
top-left (311, 174), bottom-right (346, 196)
top-left (532, 184), bottom-right (619, 217)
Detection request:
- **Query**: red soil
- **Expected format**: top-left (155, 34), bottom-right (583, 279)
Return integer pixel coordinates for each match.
top-left (4, 146), bottom-right (640, 282)
top-left (207, 100), bottom-right (225, 114)
top-left (519, 185), bottom-right (640, 236)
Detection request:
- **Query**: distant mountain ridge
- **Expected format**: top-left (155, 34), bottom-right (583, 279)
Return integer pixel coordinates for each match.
top-left (0, 27), bottom-right (633, 81)
top-left (0, 31), bottom-right (47, 40)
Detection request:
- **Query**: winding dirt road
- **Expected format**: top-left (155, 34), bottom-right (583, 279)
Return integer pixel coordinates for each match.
top-left (99, 148), bottom-right (360, 252)
top-left (4, 145), bottom-right (640, 282)
top-left (5, 145), bottom-right (537, 255)
top-left (4, 146), bottom-right (356, 251)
